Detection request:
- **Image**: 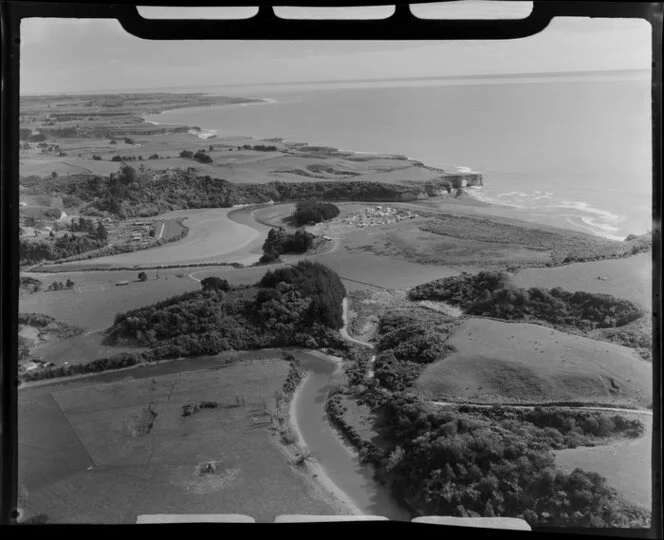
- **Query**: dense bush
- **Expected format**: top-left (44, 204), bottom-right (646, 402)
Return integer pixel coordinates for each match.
top-left (193, 150), bottom-right (212, 164)
top-left (261, 226), bottom-right (315, 262)
top-left (104, 262), bottom-right (346, 360)
top-left (373, 310), bottom-right (458, 392)
top-left (409, 271), bottom-right (644, 332)
top-left (29, 169), bottom-right (447, 219)
top-left (260, 260), bottom-right (346, 330)
top-left (282, 358), bottom-right (305, 397)
top-left (374, 394), bottom-right (650, 528)
top-left (344, 345), bottom-right (373, 387)
top-left (20, 234), bottom-right (107, 265)
top-left (21, 351), bottom-right (146, 381)
top-left (290, 200), bottom-right (340, 226)
top-left (200, 276), bottom-right (230, 292)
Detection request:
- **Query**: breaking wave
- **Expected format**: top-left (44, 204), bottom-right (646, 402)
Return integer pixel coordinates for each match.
top-left (465, 188), bottom-right (626, 240)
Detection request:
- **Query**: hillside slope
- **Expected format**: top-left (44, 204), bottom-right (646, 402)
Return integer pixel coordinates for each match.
top-left (416, 317), bottom-right (651, 408)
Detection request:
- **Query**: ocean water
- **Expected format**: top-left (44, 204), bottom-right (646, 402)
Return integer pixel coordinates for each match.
top-left (146, 72), bottom-right (652, 240)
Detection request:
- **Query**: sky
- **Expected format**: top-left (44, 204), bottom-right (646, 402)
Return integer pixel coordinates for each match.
top-left (20, 3), bottom-right (651, 95)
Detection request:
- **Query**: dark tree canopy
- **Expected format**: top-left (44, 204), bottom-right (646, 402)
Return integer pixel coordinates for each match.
top-left (201, 276), bottom-right (230, 292)
top-left (291, 200), bottom-right (340, 226)
top-left (261, 227), bottom-right (315, 262)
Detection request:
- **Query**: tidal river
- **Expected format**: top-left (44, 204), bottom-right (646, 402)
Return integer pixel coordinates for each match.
top-left (294, 351), bottom-right (411, 520)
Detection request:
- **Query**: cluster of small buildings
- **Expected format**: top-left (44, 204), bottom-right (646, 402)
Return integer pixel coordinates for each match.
top-left (123, 221), bottom-right (156, 243)
top-left (342, 206), bottom-right (417, 228)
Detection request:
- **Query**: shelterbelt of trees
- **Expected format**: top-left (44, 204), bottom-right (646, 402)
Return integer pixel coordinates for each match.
top-left (105, 261), bottom-right (347, 358)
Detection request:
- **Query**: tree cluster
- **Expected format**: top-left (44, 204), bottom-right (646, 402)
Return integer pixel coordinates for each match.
top-left (290, 200), bottom-right (340, 226)
top-left (193, 150), bottom-right (212, 163)
top-left (260, 260), bottom-right (346, 329)
top-left (260, 227), bottom-right (315, 263)
top-left (20, 234), bottom-right (107, 265)
top-left (20, 276), bottom-right (43, 294)
top-left (111, 155), bottom-right (142, 162)
top-left (240, 144), bottom-right (278, 152)
top-left (70, 217), bottom-right (97, 234)
top-left (48, 279), bottom-right (75, 291)
top-left (409, 271), bottom-right (644, 332)
top-left (374, 310), bottom-right (458, 392)
top-left (104, 262), bottom-right (346, 359)
top-left (201, 276), bottom-right (230, 292)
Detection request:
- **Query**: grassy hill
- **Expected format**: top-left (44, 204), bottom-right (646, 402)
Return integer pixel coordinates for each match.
top-left (416, 317), bottom-right (651, 408)
top-left (512, 253), bottom-right (652, 309)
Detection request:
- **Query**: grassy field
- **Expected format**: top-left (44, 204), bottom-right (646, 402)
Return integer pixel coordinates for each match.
top-left (32, 331), bottom-right (148, 368)
top-left (160, 218), bottom-right (185, 242)
top-left (20, 269), bottom-right (202, 330)
top-left (513, 253), bottom-right (652, 309)
top-left (555, 415), bottom-right (652, 509)
top-left (416, 317), bottom-right (652, 408)
top-left (19, 357), bottom-right (341, 523)
top-left (320, 204), bottom-right (552, 269)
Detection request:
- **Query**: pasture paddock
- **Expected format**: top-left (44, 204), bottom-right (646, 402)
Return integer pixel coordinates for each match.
top-left (417, 317), bottom-right (652, 408)
top-left (19, 358), bottom-right (341, 523)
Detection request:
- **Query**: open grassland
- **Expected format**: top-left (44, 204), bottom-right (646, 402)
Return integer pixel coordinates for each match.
top-left (19, 269), bottom-right (202, 330)
top-left (160, 218), bottom-right (185, 241)
top-left (339, 201), bottom-right (649, 270)
top-left (555, 416), bottom-right (652, 509)
top-left (416, 317), bottom-right (651, 408)
top-left (19, 358), bottom-right (340, 523)
top-left (31, 331), bottom-right (148, 368)
top-left (312, 225), bottom-right (469, 291)
top-left (378, 222), bottom-right (551, 267)
top-left (513, 253), bottom-right (652, 309)
top-left (20, 155), bottom-right (122, 178)
top-left (327, 203), bottom-right (553, 269)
